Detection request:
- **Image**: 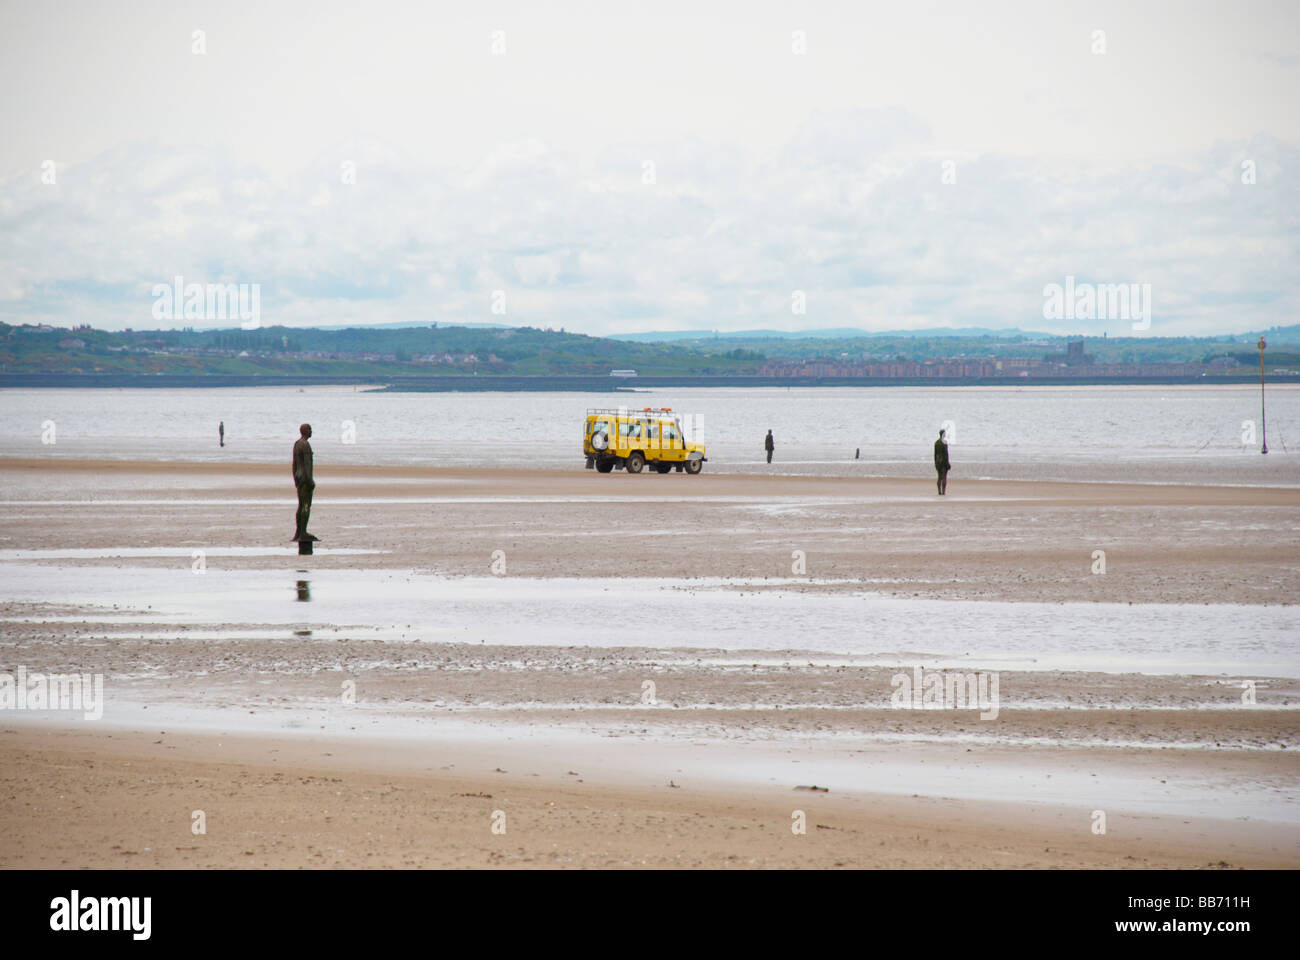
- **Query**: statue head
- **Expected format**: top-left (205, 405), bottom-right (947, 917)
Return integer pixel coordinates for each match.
top-left (300, 423), bottom-right (312, 438)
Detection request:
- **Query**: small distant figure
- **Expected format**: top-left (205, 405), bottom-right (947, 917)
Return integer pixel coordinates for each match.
top-left (765, 429), bottom-right (775, 464)
top-left (934, 428), bottom-right (951, 495)
top-left (293, 423), bottom-right (318, 541)
top-left (219, 421), bottom-right (224, 447)
top-left (855, 447), bottom-right (860, 459)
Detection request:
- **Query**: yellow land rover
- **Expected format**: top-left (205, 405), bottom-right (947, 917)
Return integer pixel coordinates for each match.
top-left (584, 407), bottom-right (707, 474)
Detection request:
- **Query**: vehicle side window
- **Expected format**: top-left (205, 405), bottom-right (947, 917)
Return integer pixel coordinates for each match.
top-left (662, 422), bottom-right (677, 440)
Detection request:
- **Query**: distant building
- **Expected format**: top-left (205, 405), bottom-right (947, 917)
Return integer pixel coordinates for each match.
top-left (1043, 338), bottom-right (1093, 366)
top-left (756, 352), bottom-right (1206, 380)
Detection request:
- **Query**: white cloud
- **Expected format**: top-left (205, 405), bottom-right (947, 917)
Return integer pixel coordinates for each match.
top-left (3, 1), bottom-right (1296, 337)
top-left (0, 109), bottom-right (1295, 337)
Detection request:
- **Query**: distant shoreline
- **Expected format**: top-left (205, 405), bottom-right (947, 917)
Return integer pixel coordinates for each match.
top-left (3, 373), bottom-right (1298, 390)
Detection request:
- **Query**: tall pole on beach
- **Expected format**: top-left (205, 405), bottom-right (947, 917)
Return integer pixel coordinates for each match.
top-left (1258, 335), bottom-right (1268, 454)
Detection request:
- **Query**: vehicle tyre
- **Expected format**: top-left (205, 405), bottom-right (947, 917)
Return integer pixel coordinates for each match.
top-left (595, 459), bottom-right (614, 473)
top-left (626, 451), bottom-right (645, 474)
top-left (591, 431), bottom-right (609, 452)
top-left (654, 462), bottom-right (673, 474)
top-left (684, 458), bottom-right (702, 475)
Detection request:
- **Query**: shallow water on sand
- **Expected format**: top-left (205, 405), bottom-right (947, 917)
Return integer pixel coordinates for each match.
top-left (13, 707), bottom-right (1295, 824)
top-left (2, 563), bottom-right (1295, 678)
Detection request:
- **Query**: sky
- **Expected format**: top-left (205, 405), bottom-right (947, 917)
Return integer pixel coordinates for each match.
top-left (1, 0), bottom-right (1297, 337)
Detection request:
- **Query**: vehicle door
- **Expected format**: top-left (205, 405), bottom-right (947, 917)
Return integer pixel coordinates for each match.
top-left (659, 419), bottom-right (684, 461)
top-left (625, 418), bottom-right (649, 455)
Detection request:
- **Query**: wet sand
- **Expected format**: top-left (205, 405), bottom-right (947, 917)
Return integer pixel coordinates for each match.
top-left (3, 457), bottom-right (1298, 605)
top-left (2, 725), bottom-right (1295, 869)
top-left (1, 458), bottom-right (1298, 868)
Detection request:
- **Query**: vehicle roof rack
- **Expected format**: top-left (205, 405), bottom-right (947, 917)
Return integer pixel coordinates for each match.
top-left (586, 406), bottom-right (676, 417)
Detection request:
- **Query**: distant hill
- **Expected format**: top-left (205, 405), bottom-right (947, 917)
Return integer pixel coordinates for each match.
top-left (1256, 323), bottom-right (1300, 344)
top-left (313, 320), bottom-right (514, 331)
top-left (3, 320), bottom-right (1297, 379)
top-left (0, 322), bottom-right (764, 378)
top-left (611, 326), bottom-right (1059, 342)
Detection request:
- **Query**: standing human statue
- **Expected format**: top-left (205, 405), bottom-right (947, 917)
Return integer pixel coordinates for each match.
top-left (293, 423), bottom-right (318, 541)
top-left (934, 428), bottom-right (951, 495)
top-left (765, 429), bottom-right (775, 464)
top-left (219, 421), bottom-right (224, 447)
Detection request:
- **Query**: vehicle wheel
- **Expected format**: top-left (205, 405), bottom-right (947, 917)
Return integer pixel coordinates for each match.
top-left (654, 462), bottom-right (672, 474)
top-left (684, 458), bottom-right (702, 475)
top-left (595, 459), bottom-right (614, 473)
top-left (626, 451), bottom-right (645, 474)
top-left (591, 431), bottom-right (609, 452)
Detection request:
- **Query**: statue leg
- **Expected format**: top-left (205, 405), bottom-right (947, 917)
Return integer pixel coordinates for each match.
top-left (295, 483), bottom-right (314, 539)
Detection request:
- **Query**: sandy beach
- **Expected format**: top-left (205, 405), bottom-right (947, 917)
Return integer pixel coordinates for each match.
top-left (4, 725), bottom-right (1295, 869)
top-left (2, 458), bottom-right (1298, 868)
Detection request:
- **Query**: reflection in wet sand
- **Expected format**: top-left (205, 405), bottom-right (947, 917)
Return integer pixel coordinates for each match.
top-left (1, 563), bottom-right (1295, 677)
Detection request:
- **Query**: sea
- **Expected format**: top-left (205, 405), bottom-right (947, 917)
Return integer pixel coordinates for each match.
top-left (1, 383), bottom-right (1297, 485)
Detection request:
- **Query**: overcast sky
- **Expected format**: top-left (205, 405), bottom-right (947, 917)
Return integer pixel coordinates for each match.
top-left (1, 0), bottom-right (1296, 336)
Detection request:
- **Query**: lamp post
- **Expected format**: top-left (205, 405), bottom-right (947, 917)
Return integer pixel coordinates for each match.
top-left (1258, 335), bottom-right (1268, 454)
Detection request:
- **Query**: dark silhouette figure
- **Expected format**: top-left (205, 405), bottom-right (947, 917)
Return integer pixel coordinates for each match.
top-left (219, 421), bottom-right (224, 447)
top-left (765, 430), bottom-right (774, 464)
top-left (293, 423), bottom-right (318, 541)
top-left (934, 429), bottom-right (950, 495)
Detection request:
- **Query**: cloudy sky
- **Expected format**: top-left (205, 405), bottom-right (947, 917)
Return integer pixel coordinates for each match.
top-left (1, 0), bottom-right (1296, 336)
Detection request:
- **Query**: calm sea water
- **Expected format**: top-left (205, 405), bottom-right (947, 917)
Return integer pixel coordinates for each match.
top-left (1, 385), bottom-right (1297, 484)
